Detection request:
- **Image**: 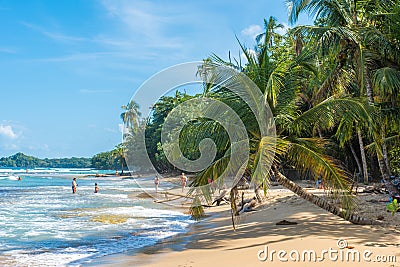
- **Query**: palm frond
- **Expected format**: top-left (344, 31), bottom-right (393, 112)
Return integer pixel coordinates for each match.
top-left (284, 137), bottom-right (355, 210)
top-left (372, 67), bottom-right (400, 99)
top-left (290, 97), bottom-right (376, 136)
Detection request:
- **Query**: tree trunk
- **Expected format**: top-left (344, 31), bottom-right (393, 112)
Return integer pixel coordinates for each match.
top-left (254, 184), bottom-right (263, 203)
top-left (377, 155), bottom-right (399, 197)
top-left (272, 165), bottom-right (381, 225)
top-left (357, 129), bottom-right (369, 184)
top-left (317, 128), bottom-right (323, 138)
top-left (349, 143), bottom-right (362, 179)
top-left (365, 69), bottom-right (374, 104)
top-left (381, 129), bottom-right (392, 176)
top-left (230, 187), bottom-right (239, 230)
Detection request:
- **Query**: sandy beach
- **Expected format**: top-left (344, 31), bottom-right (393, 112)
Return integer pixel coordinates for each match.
top-left (92, 183), bottom-right (400, 267)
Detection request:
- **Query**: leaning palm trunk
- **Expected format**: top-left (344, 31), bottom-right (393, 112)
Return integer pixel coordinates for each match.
top-left (377, 155), bottom-right (399, 197)
top-left (382, 142), bottom-right (391, 175)
top-left (357, 129), bottom-right (369, 184)
top-left (272, 166), bottom-right (380, 225)
top-left (381, 130), bottom-right (392, 176)
top-left (254, 184), bottom-right (263, 203)
top-left (349, 143), bottom-right (362, 177)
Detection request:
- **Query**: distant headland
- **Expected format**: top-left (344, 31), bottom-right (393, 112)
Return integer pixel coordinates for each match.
top-left (0, 152), bottom-right (122, 170)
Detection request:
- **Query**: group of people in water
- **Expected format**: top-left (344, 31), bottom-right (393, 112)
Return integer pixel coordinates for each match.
top-left (71, 177), bottom-right (99, 194)
top-left (71, 173), bottom-right (189, 195)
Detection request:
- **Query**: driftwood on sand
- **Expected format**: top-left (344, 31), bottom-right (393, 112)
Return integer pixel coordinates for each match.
top-left (212, 189), bottom-right (230, 206)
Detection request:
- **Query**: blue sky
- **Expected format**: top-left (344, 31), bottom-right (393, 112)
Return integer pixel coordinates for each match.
top-left (0, 0), bottom-right (311, 158)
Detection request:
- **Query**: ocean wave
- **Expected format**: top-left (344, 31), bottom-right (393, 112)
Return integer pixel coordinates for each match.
top-left (0, 173), bottom-right (195, 266)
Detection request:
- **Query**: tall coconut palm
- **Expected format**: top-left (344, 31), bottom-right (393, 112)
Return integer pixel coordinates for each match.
top-left (120, 100), bottom-right (142, 133)
top-left (177, 19), bottom-right (380, 224)
top-left (112, 143), bottom-right (126, 175)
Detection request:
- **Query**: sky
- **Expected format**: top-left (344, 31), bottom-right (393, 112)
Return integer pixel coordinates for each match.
top-left (0, 0), bottom-right (311, 159)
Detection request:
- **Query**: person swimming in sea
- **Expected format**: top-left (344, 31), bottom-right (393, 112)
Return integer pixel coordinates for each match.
top-left (72, 178), bottom-right (78, 194)
top-left (94, 183), bottom-right (99, 193)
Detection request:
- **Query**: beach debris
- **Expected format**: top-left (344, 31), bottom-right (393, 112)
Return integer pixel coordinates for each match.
top-left (154, 196), bottom-right (181, 203)
top-left (236, 177), bottom-right (250, 190)
top-left (212, 189), bottom-right (230, 206)
top-left (362, 185), bottom-right (385, 194)
top-left (136, 192), bottom-right (153, 198)
top-left (276, 219), bottom-right (298, 225)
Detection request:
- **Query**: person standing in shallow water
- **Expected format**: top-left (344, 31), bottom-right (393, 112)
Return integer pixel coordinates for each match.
top-left (154, 175), bottom-right (160, 193)
top-left (72, 178), bottom-right (78, 194)
top-left (94, 183), bottom-right (99, 193)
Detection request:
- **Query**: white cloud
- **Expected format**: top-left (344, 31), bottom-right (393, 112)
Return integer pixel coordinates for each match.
top-left (118, 123), bottom-right (129, 135)
top-left (240, 48), bottom-right (257, 63)
top-left (0, 125), bottom-right (17, 139)
top-left (241, 24), bottom-right (263, 39)
top-left (22, 4), bottom-right (184, 64)
top-left (276, 22), bottom-right (289, 35)
top-left (20, 21), bottom-right (87, 43)
top-left (100, 0), bottom-right (184, 50)
top-left (37, 52), bottom-right (115, 62)
top-left (241, 22), bottom-right (289, 41)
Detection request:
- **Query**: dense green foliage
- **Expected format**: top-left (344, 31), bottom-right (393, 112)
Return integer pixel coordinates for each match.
top-left (144, 92), bottom-right (203, 173)
top-left (121, 0), bottom-right (400, 207)
top-left (0, 152), bottom-right (91, 168)
top-left (0, 150), bottom-right (126, 170)
top-left (390, 147), bottom-right (400, 176)
top-left (91, 151), bottom-right (119, 170)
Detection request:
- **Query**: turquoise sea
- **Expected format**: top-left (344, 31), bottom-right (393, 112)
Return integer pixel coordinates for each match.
top-left (0, 168), bottom-right (193, 266)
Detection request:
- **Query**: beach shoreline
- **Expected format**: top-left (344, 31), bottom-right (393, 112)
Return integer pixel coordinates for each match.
top-left (0, 172), bottom-right (196, 267)
top-left (89, 184), bottom-right (400, 267)
top-left (86, 198), bottom-right (228, 267)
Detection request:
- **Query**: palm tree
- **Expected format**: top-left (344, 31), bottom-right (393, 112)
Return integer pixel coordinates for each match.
top-left (178, 19), bottom-right (380, 224)
top-left (112, 143), bottom-right (126, 175)
top-left (120, 100), bottom-right (142, 133)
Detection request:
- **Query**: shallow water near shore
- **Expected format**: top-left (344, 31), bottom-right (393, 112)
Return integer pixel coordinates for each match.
top-left (0, 168), bottom-right (193, 266)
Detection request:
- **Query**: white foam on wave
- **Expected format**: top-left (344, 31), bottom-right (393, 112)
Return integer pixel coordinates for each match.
top-left (97, 206), bottom-right (188, 219)
top-left (95, 193), bottom-right (128, 199)
top-left (0, 172), bottom-right (195, 266)
top-left (4, 248), bottom-right (93, 267)
top-left (2, 175), bottom-right (19, 180)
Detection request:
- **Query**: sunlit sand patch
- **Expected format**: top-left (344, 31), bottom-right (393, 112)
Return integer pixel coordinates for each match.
top-left (91, 214), bottom-right (130, 224)
top-left (57, 207), bottom-right (102, 219)
top-left (134, 192), bottom-right (153, 199)
top-left (58, 213), bottom-right (88, 219)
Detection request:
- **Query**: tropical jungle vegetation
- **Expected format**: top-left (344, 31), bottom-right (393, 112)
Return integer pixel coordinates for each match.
top-left (121, 0), bottom-right (400, 224)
